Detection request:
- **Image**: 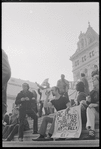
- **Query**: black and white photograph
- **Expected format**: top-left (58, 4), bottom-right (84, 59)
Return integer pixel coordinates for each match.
top-left (2, 1), bottom-right (99, 147)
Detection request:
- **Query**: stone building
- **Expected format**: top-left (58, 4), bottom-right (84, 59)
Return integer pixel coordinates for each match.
top-left (70, 22), bottom-right (99, 90)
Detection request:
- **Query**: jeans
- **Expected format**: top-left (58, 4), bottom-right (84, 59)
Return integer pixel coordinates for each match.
top-left (39, 116), bottom-right (54, 136)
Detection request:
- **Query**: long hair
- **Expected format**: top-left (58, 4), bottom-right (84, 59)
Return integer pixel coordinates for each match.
top-left (76, 81), bottom-right (85, 92)
top-left (52, 86), bottom-right (60, 94)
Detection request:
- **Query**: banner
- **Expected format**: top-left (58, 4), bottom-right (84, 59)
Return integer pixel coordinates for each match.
top-left (41, 78), bottom-right (49, 87)
top-left (52, 105), bottom-right (82, 139)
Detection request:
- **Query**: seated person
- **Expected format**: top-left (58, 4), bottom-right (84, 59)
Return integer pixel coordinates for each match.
top-left (5, 116), bottom-right (30, 141)
top-left (84, 75), bottom-right (99, 140)
top-left (2, 114), bottom-right (10, 134)
top-left (32, 86), bottom-right (70, 141)
top-left (75, 81), bottom-right (87, 125)
top-left (2, 106), bottom-right (19, 140)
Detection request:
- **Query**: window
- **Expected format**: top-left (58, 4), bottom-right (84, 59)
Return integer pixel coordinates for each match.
top-left (82, 55), bottom-right (86, 62)
top-left (92, 51), bottom-right (94, 56)
top-left (84, 56), bottom-right (86, 61)
top-left (89, 52), bottom-right (92, 58)
top-left (89, 51), bottom-right (94, 58)
top-left (82, 57), bottom-right (84, 62)
top-left (75, 60), bottom-right (79, 67)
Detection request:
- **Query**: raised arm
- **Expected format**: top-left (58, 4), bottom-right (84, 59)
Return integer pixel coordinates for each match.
top-left (44, 91), bottom-right (53, 107)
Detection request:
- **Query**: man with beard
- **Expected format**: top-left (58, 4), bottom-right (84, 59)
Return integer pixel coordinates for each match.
top-left (32, 86), bottom-right (70, 141)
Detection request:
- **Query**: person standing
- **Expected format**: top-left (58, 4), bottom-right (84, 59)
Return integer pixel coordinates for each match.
top-left (15, 83), bottom-right (38, 141)
top-left (36, 82), bottom-right (50, 116)
top-left (2, 49), bottom-right (11, 119)
top-left (57, 74), bottom-right (69, 99)
top-left (80, 73), bottom-right (90, 96)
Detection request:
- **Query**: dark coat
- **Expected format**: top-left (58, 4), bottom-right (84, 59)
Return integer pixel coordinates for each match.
top-left (2, 49), bottom-right (11, 115)
top-left (2, 49), bottom-right (11, 86)
top-left (15, 90), bottom-right (35, 111)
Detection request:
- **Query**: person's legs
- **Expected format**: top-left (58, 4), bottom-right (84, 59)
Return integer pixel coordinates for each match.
top-left (84, 107), bottom-right (99, 140)
top-left (27, 109), bottom-right (38, 133)
top-left (39, 117), bottom-right (53, 136)
top-left (86, 107), bottom-right (97, 130)
top-left (2, 125), bottom-right (9, 138)
top-left (47, 107), bottom-right (50, 115)
top-left (39, 102), bottom-right (43, 117)
top-left (18, 109), bottom-right (26, 140)
top-left (80, 101), bottom-right (88, 126)
top-left (32, 116), bottom-right (53, 141)
top-left (48, 116), bottom-right (56, 135)
top-left (7, 124), bottom-right (19, 141)
top-left (3, 124), bottom-right (15, 139)
top-left (44, 107), bottom-right (48, 115)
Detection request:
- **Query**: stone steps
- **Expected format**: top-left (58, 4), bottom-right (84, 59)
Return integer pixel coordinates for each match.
top-left (13, 114), bottom-right (99, 141)
top-left (13, 128), bottom-right (99, 141)
top-left (3, 140), bottom-right (99, 147)
top-left (2, 113), bottom-right (99, 147)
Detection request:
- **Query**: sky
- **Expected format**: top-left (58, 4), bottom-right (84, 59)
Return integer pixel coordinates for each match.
top-left (2, 2), bottom-right (99, 86)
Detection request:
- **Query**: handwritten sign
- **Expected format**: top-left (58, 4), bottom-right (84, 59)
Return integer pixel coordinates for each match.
top-left (52, 105), bottom-right (82, 138)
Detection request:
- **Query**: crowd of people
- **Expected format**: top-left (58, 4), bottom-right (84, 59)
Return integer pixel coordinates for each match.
top-left (2, 49), bottom-right (99, 142)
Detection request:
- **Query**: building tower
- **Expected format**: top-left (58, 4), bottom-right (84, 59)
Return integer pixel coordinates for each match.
top-left (70, 22), bottom-right (99, 90)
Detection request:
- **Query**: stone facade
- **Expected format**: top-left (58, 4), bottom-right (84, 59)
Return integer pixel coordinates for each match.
top-left (70, 23), bottom-right (99, 91)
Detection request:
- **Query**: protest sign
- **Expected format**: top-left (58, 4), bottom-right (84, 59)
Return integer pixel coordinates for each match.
top-left (52, 105), bottom-right (82, 138)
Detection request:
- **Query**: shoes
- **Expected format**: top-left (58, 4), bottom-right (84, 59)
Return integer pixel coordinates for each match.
top-left (83, 135), bottom-right (95, 140)
top-left (18, 138), bottom-right (23, 141)
top-left (55, 138), bottom-right (66, 141)
top-left (45, 138), bottom-right (53, 141)
top-left (32, 136), bottom-right (53, 141)
top-left (83, 130), bottom-right (95, 140)
top-left (32, 132), bottom-right (38, 134)
top-left (32, 137), bottom-right (45, 141)
top-left (65, 138), bottom-right (79, 140)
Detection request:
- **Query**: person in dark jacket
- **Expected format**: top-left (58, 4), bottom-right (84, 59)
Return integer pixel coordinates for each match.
top-left (75, 81), bottom-right (87, 125)
top-left (80, 73), bottom-right (90, 96)
top-left (15, 83), bottom-right (38, 141)
top-left (2, 49), bottom-right (11, 119)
